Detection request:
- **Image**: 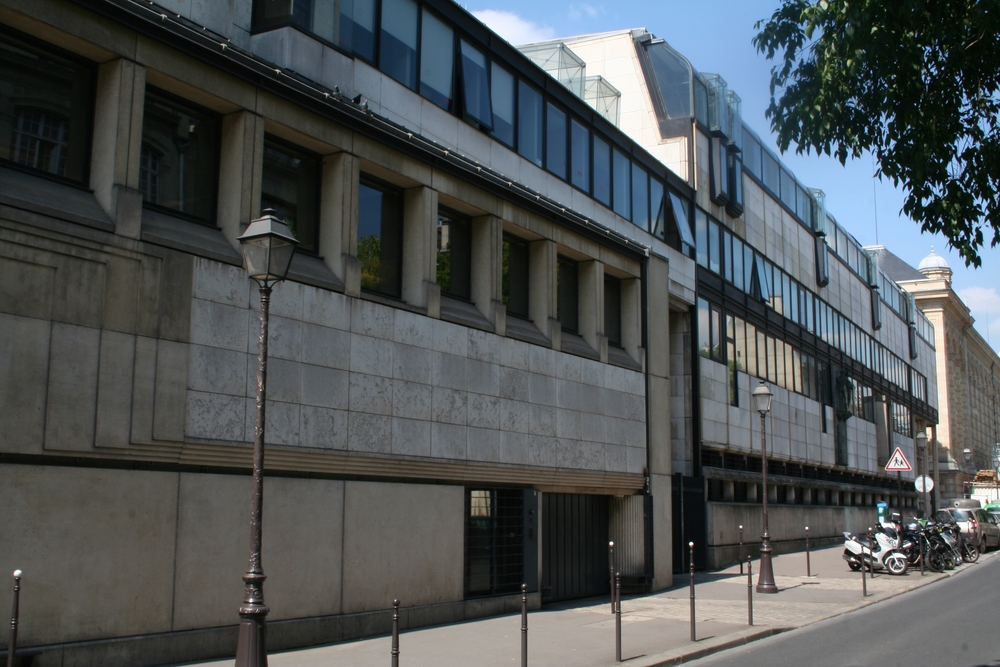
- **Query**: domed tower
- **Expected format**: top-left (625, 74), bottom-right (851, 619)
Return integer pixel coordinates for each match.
top-left (917, 246), bottom-right (952, 284)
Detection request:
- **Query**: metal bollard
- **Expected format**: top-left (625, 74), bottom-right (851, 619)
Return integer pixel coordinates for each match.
top-left (608, 541), bottom-right (616, 614)
top-left (859, 542), bottom-right (867, 597)
top-left (7, 570), bottom-right (21, 667)
top-left (689, 542), bottom-right (696, 642)
top-left (805, 526), bottom-right (811, 577)
top-left (391, 599), bottom-right (400, 667)
top-left (614, 572), bottom-right (621, 663)
top-left (521, 584), bottom-right (527, 667)
top-left (867, 527), bottom-right (875, 579)
top-left (920, 531), bottom-right (925, 577)
top-left (747, 556), bottom-right (753, 626)
top-left (739, 525), bottom-right (744, 574)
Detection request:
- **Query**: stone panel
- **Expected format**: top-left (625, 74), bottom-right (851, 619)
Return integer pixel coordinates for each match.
top-left (0, 313), bottom-right (50, 453)
top-left (44, 322), bottom-right (100, 451)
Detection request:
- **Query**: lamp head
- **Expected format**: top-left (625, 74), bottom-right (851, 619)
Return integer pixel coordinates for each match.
top-left (238, 208), bottom-right (298, 287)
top-left (751, 381), bottom-right (773, 415)
top-left (964, 447), bottom-right (972, 462)
top-left (915, 431), bottom-right (927, 450)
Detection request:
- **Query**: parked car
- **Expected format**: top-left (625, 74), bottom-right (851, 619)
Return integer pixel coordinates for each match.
top-left (936, 499), bottom-right (1000, 552)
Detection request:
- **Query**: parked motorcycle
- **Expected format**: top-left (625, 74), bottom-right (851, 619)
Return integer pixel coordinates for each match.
top-left (843, 524), bottom-right (909, 575)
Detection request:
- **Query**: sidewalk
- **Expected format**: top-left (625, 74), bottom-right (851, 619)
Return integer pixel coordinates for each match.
top-left (183, 545), bottom-right (990, 667)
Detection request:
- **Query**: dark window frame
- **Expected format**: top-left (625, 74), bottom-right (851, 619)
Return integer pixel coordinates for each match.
top-left (260, 132), bottom-right (323, 254)
top-left (437, 205), bottom-right (473, 301)
top-left (358, 173), bottom-right (405, 299)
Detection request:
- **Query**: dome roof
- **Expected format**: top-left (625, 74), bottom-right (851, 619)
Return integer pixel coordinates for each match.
top-left (918, 246), bottom-right (950, 271)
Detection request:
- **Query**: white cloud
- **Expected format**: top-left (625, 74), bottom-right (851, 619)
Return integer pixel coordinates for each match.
top-left (568, 3), bottom-right (601, 20)
top-left (471, 9), bottom-right (556, 45)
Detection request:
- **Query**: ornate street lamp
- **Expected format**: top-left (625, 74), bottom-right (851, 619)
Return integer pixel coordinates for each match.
top-left (963, 447), bottom-right (973, 499)
top-left (234, 209), bottom-right (297, 667)
top-left (751, 381), bottom-right (777, 594)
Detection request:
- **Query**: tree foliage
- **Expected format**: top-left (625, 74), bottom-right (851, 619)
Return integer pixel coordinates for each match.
top-left (754, 0), bottom-right (1000, 266)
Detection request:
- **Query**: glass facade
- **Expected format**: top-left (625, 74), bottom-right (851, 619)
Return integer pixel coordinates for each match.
top-left (459, 40), bottom-right (491, 127)
top-left (379, 0), bottom-right (418, 89)
top-left (419, 11), bottom-right (454, 110)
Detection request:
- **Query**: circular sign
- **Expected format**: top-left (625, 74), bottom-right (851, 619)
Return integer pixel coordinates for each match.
top-left (914, 475), bottom-right (935, 493)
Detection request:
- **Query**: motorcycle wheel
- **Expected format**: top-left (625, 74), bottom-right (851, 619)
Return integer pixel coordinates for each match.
top-left (847, 560), bottom-right (862, 572)
top-left (964, 541), bottom-right (980, 563)
top-left (927, 549), bottom-right (946, 573)
top-left (885, 553), bottom-right (908, 575)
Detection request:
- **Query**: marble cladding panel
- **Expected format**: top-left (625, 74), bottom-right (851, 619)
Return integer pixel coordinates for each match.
top-left (186, 265), bottom-right (646, 472)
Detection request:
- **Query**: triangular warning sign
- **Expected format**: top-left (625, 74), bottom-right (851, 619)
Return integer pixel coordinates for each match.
top-left (885, 447), bottom-right (912, 472)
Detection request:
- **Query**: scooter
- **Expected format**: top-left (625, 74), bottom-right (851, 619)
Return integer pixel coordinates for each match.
top-left (843, 524), bottom-right (909, 575)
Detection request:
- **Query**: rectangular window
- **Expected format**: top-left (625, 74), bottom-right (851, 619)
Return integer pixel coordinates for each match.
top-left (669, 192), bottom-right (695, 249)
top-left (348, 0), bottom-right (377, 61)
top-left (709, 306), bottom-right (722, 362)
top-left (557, 256), bottom-right (579, 333)
top-left (745, 322), bottom-right (758, 377)
top-left (734, 317), bottom-right (746, 372)
top-left (545, 103), bottom-right (567, 179)
top-left (502, 234), bottom-right (529, 318)
top-left (722, 230), bottom-right (733, 283)
top-left (1, 28), bottom-right (94, 184)
top-left (631, 162), bottom-right (649, 230)
top-left (727, 313), bottom-right (738, 405)
top-left (459, 40), bottom-right (491, 127)
top-left (437, 208), bottom-right (471, 300)
top-left (775, 338), bottom-right (786, 388)
top-left (261, 135), bottom-right (320, 253)
top-left (762, 150), bottom-right (780, 194)
top-left (792, 349), bottom-right (803, 394)
top-left (708, 220), bottom-right (720, 274)
top-left (766, 335), bottom-right (777, 383)
top-left (141, 88), bottom-right (220, 224)
top-left (697, 297), bottom-right (711, 359)
top-left (744, 244), bottom-right (754, 292)
top-left (604, 275), bottom-right (622, 348)
top-left (695, 210), bottom-right (708, 268)
top-left (593, 135), bottom-right (611, 206)
top-left (612, 148), bottom-right (631, 219)
top-left (758, 329), bottom-right (769, 381)
top-left (518, 81), bottom-right (543, 167)
top-left (649, 178), bottom-right (665, 239)
top-left (380, 0), bottom-right (418, 89)
top-left (358, 176), bottom-right (403, 298)
top-left (490, 63), bottom-right (515, 147)
top-left (710, 137), bottom-right (729, 204)
top-left (732, 237), bottom-right (744, 291)
top-left (780, 168), bottom-right (796, 210)
top-left (743, 132), bottom-right (761, 177)
top-left (465, 488), bottom-right (524, 598)
top-left (570, 119), bottom-right (590, 191)
top-left (420, 11), bottom-right (454, 110)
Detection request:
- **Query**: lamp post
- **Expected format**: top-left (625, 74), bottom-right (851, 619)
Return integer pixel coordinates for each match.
top-left (752, 381), bottom-right (777, 594)
top-left (916, 431), bottom-right (928, 516)
top-left (234, 209), bottom-right (298, 667)
top-left (964, 447), bottom-right (973, 499)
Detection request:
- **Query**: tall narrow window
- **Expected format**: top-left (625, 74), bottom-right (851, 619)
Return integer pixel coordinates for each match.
top-left (650, 178), bottom-right (665, 239)
top-left (697, 297), bottom-right (711, 358)
top-left (592, 135), bottom-right (611, 206)
top-left (695, 210), bottom-right (708, 268)
top-left (1, 28), bottom-right (95, 183)
top-left (420, 11), bottom-right (454, 110)
top-left (631, 162), bottom-right (649, 230)
top-left (358, 176), bottom-right (404, 298)
top-left (139, 145), bottom-right (161, 204)
top-left (141, 88), bottom-right (220, 224)
top-left (557, 256), bottom-right (578, 333)
top-left (604, 275), bottom-right (622, 348)
top-left (490, 63), bottom-right (515, 147)
top-left (570, 119), bottom-right (590, 191)
top-left (347, 0), bottom-right (377, 61)
top-left (465, 488), bottom-right (525, 597)
top-left (261, 135), bottom-right (320, 253)
top-left (379, 0), bottom-right (418, 89)
top-left (708, 220), bottom-right (720, 274)
top-left (612, 148), bottom-right (631, 219)
top-left (518, 81), bottom-right (543, 167)
top-left (545, 103), bottom-right (567, 179)
top-left (437, 208), bottom-right (471, 300)
top-left (460, 40), bottom-right (492, 128)
top-left (502, 234), bottom-right (529, 319)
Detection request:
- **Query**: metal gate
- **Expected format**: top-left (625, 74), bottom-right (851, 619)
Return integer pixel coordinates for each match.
top-left (541, 493), bottom-right (609, 602)
top-left (672, 474), bottom-right (706, 572)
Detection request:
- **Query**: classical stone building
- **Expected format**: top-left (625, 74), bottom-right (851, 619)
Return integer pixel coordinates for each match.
top-left (0, 1), bottom-right (698, 665)
top-left (876, 246), bottom-right (1000, 501)
top-left (519, 30), bottom-right (940, 567)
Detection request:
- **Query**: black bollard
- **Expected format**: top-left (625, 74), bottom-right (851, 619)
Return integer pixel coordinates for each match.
top-left (867, 527), bottom-right (875, 579)
top-left (7, 570), bottom-right (21, 667)
top-left (859, 542), bottom-right (867, 597)
top-left (739, 525), bottom-right (744, 574)
top-left (747, 556), bottom-right (753, 626)
top-left (521, 584), bottom-right (527, 667)
top-left (920, 529), bottom-right (925, 577)
top-left (391, 599), bottom-right (399, 667)
top-left (689, 542), bottom-right (696, 642)
top-left (608, 541), bottom-right (615, 614)
top-left (614, 572), bottom-right (621, 663)
top-left (805, 526), bottom-right (811, 577)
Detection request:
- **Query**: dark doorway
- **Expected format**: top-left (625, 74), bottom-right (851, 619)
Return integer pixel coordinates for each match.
top-left (672, 474), bottom-right (706, 573)
top-left (541, 493), bottom-right (610, 602)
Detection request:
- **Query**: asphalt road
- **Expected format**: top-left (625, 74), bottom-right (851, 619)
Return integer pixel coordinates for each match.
top-left (687, 553), bottom-right (1000, 667)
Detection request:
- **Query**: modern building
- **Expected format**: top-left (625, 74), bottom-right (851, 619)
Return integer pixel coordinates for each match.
top-left (0, 1), bottom-right (700, 665)
top-left (874, 246), bottom-right (1000, 500)
top-left (519, 29), bottom-right (940, 567)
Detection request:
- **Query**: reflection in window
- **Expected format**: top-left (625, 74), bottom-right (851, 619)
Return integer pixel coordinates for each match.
top-left (557, 256), bottom-right (578, 333)
top-left (380, 0), bottom-right (418, 89)
top-left (490, 63), bottom-right (515, 146)
top-left (139, 145), bottom-right (161, 204)
top-left (762, 150), bottom-right (779, 193)
top-left (358, 177), bottom-right (403, 297)
top-left (604, 275), bottom-right (621, 348)
top-left (1, 29), bottom-right (94, 183)
top-left (612, 147), bottom-right (630, 219)
top-left (570, 119), bottom-right (589, 191)
top-left (437, 208), bottom-right (471, 300)
top-left (460, 40), bottom-right (492, 128)
top-left (261, 136), bottom-right (320, 253)
top-left (708, 220), bottom-right (720, 274)
top-left (141, 88), bottom-right (220, 223)
top-left (650, 178), bottom-right (665, 239)
top-left (593, 135), bottom-right (611, 206)
top-left (420, 11), bottom-right (454, 110)
top-left (348, 0), bottom-right (377, 61)
top-left (697, 297), bottom-right (711, 358)
top-left (518, 81), bottom-right (543, 167)
top-left (545, 103), bottom-right (567, 179)
top-left (695, 210), bottom-right (708, 268)
top-left (644, 42), bottom-right (692, 119)
top-left (631, 163), bottom-right (648, 230)
top-left (502, 234), bottom-right (529, 319)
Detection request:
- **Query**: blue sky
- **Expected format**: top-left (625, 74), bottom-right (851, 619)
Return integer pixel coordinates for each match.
top-left (466, 0), bottom-right (1000, 355)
